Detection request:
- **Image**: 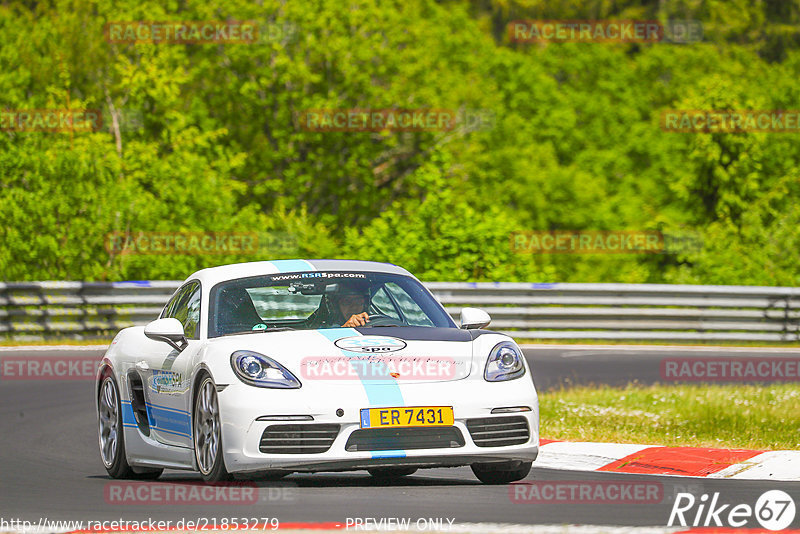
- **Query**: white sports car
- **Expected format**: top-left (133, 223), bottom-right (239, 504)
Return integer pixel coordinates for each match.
top-left (96, 260), bottom-right (539, 484)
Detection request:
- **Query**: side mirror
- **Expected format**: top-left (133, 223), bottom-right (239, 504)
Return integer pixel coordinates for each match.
top-left (460, 307), bottom-right (491, 330)
top-left (144, 318), bottom-right (188, 352)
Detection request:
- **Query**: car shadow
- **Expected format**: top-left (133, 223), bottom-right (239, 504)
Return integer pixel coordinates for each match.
top-left (89, 470), bottom-right (480, 487)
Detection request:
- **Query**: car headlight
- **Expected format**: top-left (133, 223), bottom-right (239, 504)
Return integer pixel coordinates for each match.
top-left (484, 342), bottom-right (526, 382)
top-left (230, 351), bottom-right (301, 388)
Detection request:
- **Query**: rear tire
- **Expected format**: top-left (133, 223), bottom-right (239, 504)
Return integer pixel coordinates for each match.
top-left (194, 375), bottom-right (231, 482)
top-left (471, 461), bottom-right (531, 484)
top-left (98, 375), bottom-right (163, 480)
top-left (367, 466), bottom-right (418, 479)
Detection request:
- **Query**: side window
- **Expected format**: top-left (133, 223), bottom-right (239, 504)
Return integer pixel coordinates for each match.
top-left (162, 282), bottom-right (202, 339)
top-left (161, 286), bottom-right (189, 319)
top-left (182, 285), bottom-right (201, 338)
top-left (385, 282), bottom-right (434, 326)
top-left (370, 287), bottom-right (402, 320)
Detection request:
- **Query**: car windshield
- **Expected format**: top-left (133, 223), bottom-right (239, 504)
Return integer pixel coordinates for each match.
top-left (208, 271), bottom-right (455, 337)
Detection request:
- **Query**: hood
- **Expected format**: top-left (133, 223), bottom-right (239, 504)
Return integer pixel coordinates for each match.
top-left (208, 327), bottom-right (475, 383)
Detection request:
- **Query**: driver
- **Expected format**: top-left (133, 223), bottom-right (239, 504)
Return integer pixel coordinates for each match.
top-left (336, 284), bottom-right (371, 327)
top-left (307, 280), bottom-right (372, 328)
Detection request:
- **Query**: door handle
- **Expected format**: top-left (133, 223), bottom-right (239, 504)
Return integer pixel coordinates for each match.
top-left (135, 360), bottom-right (150, 371)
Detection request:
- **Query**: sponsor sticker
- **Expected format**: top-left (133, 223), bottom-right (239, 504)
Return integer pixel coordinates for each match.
top-left (334, 336), bottom-right (407, 353)
top-left (270, 272), bottom-right (367, 281)
top-left (148, 370), bottom-right (189, 394)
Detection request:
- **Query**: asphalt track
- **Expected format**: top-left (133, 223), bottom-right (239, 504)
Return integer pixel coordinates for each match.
top-left (1, 346), bottom-right (798, 529)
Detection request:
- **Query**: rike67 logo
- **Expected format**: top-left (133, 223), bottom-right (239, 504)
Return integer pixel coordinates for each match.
top-left (668, 490), bottom-right (796, 531)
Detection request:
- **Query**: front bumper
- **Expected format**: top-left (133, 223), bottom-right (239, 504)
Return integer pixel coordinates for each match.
top-left (218, 377), bottom-right (539, 474)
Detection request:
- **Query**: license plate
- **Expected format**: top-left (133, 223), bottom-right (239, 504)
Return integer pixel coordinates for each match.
top-left (359, 406), bottom-right (454, 428)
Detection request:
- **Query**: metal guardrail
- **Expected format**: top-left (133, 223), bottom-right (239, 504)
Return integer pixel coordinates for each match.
top-left (1, 281), bottom-right (799, 342)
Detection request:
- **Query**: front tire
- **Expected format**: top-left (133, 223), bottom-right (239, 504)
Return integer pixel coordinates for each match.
top-left (194, 376), bottom-right (231, 482)
top-left (98, 375), bottom-right (162, 480)
top-left (471, 460), bottom-right (531, 484)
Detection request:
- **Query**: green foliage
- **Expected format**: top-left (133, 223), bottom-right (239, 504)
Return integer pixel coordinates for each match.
top-left (0, 0), bottom-right (798, 285)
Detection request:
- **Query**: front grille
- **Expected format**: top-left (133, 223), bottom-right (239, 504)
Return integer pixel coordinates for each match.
top-left (466, 416), bottom-right (530, 447)
top-left (345, 427), bottom-right (465, 452)
top-left (259, 424), bottom-right (340, 454)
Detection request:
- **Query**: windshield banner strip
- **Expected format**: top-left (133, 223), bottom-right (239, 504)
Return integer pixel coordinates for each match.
top-left (316, 328), bottom-right (406, 459)
top-left (270, 259), bottom-right (315, 272)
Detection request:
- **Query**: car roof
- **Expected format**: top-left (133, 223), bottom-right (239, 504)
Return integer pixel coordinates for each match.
top-left (186, 259), bottom-right (414, 288)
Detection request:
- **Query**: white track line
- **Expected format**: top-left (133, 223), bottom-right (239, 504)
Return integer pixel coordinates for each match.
top-left (536, 441), bottom-right (800, 481)
top-left (535, 442), bottom-right (651, 472)
top-left (708, 450), bottom-right (800, 480)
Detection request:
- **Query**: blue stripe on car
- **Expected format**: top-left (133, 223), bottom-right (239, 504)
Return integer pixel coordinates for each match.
top-left (121, 400), bottom-right (137, 428)
top-left (270, 259), bottom-right (315, 272)
top-left (121, 400), bottom-right (192, 437)
top-left (317, 328), bottom-right (406, 459)
top-left (146, 403), bottom-right (192, 438)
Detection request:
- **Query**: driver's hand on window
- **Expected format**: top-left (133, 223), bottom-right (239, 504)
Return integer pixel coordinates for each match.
top-left (343, 312), bottom-right (370, 327)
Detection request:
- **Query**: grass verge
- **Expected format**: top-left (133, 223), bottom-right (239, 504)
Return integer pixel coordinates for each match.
top-left (540, 383), bottom-right (800, 450)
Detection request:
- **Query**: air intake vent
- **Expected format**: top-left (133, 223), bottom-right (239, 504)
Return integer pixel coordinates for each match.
top-left (466, 416), bottom-right (530, 447)
top-left (345, 427), bottom-right (465, 452)
top-left (259, 424), bottom-right (340, 454)
top-left (127, 371), bottom-right (150, 436)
